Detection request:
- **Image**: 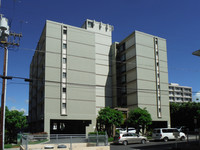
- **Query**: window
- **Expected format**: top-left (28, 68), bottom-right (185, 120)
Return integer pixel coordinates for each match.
top-left (121, 86), bottom-right (126, 94)
top-left (62, 103), bottom-right (66, 108)
top-left (156, 51), bottom-right (159, 57)
top-left (63, 88), bottom-right (66, 93)
top-left (63, 72), bottom-right (66, 78)
top-left (155, 38), bottom-right (158, 44)
top-left (62, 103), bottom-right (66, 114)
top-left (158, 108), bottom-right (162, 118)
top-left (63, 43), bottom-right (67, 49)
top-left (157, 73), bottom-right (160, 78)
top-left (60, 123), bottom-right (65, 130)
top-left (63, 58), bottom-right (66, 64)
top-left (121, 75), bottom-right (126, 83)
top-left (88, 21), bottom-right (94, 28)
top-left (63, 30), bottom-right (67, 34)
top-left (120, 54), bottom-right (126, 61)
top-left (119, 43), bottom-right (125, 52)
top-left (158, 96), bottom-right (161, 101)
top-left (121, 65), bottom-right (126, 72)
top-left (53, 123), bottom-right (57, 130)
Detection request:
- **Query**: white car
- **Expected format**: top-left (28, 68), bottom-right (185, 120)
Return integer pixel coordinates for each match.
top-left (114, 133), bottom-right (147, 145)
top-left (119, 128), bottom-right (136, 134)
top-left (152, 128), bottom-right (186, 142)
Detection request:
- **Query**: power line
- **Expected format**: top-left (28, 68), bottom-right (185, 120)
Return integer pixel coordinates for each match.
top-left (3, 45), bottom-right (200, 73)
top-left (1, 76), bottom-right (198, 95)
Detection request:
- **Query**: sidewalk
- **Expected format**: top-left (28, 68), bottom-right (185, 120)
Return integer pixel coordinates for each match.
top-left (5, 148), bottom-right (20, 150)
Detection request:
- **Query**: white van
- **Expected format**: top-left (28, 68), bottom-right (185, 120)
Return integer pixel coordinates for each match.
top-left (152, 128), bottom-right (186, 142)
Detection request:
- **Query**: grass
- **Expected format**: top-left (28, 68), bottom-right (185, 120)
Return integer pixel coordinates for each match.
top-left (147, 136), bottom-right (152, 140)
top-left (28, 139), bottom-right (48, 144)
top-left (4, 144), bottom-right (20, 149)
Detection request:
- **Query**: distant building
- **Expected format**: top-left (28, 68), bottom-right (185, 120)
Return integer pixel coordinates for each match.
top-left (111, 31), bottom-right (170, 128)
top-left (169, 83), bottom-right (192, 103)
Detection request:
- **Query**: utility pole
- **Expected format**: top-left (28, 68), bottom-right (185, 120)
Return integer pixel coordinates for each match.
top-left (0, 14), bottom-right (22, 150)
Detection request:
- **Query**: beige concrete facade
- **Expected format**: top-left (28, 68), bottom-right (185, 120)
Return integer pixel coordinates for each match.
top-left (111, 31), bottom-right (170, 128)
top-left (29, 20), bottom-right (113, 134)
top-left (29, 20), bottom-right (171, 134)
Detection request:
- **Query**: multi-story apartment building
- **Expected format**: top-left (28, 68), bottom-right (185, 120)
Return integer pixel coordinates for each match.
top-left (112, 31), bottom-right (170, 128)
top-left (29, 20), bottom-right (171, 134)
top-left (29, 19), bottom-right (113, 134)
top-left (169, 83), bottom-right (192, 103)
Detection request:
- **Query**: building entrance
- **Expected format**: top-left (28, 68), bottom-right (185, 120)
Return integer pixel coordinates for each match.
top-left (50, 119), bottom-right (91, 134)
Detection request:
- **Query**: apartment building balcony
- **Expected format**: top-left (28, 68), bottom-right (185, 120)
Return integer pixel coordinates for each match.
top-left (184, 98), bottom-right (192, 102)
top-left (183, 95), bottom-right (192, 98)
top-left (174, 92), bottom-right (183, 97)
top-left (169, 97), bottom-right (174, 102)
top-left (174, 88), bottom-right (182, 92)
top-left (184, 89), bottom-right (192, 93)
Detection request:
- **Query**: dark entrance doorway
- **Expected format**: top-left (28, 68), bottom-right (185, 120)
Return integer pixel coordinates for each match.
top-left (50, 120), bottom-right (91, 134)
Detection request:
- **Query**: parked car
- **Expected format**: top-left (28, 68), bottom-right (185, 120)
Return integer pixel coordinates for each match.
top-left (117, 127), bottom-right (136, 134)
top-left (113, 133), bottom-right (147, 145)
top-left (152, 128), bottom-right (186, 142)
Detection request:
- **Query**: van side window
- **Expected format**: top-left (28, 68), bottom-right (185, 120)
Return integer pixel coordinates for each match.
top-left (162, 129), bottom-right (168, 133)
top-left (173, 129), bottom-right (178, 132)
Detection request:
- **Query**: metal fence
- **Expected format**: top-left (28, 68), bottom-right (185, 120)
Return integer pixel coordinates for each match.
top-left (21, 134), bottom-right (108, 150)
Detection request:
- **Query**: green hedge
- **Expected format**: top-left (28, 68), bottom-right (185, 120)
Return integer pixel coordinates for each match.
top-left (88, 131), bottom-right (106, 135)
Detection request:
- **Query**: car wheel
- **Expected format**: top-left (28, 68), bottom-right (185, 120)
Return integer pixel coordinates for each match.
top-left (163, 137), bottom-right (168, 142)
top-left (141, 139), bottom-right (146, 144)
top-left (123, 140), bottom-right (128, 146)
top-left (180, 136), bottom-right (185, 141)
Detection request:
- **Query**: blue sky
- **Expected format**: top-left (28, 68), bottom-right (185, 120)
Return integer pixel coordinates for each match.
top-left (0, 0), bottom-right (200, 115)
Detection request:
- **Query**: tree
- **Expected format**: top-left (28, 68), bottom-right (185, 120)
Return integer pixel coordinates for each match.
top-left (127, 107), bottom-right (152, 135)
top-left (97, 107), bottom-right (123, 137)
top-left (170, 102), bottom-right (200, 130)
top-left (2, 107), bottom-right (28, 143)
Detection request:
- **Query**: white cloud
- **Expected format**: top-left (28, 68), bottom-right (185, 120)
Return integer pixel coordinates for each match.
top-left (193, 91), bottom-right (200, 102)
top-left (11, 107), bottom-right (27, 114)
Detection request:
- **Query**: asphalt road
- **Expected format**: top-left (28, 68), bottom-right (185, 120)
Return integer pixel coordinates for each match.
top-left (110, 140), bottom-right (199, 150)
